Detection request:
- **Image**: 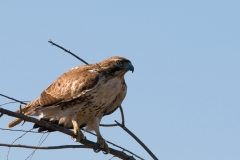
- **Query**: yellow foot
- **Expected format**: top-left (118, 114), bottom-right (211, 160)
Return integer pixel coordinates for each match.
top-left (97, 139), bottom-right (110, 154)
top-left (72, 128), bottom-right (85, 142)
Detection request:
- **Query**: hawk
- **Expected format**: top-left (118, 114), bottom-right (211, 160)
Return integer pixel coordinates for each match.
top-left (8, 56), bottom-right (134, 153)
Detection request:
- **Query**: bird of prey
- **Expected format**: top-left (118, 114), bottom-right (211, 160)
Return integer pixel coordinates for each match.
top-left (8, 56), bottom-right (134, 153)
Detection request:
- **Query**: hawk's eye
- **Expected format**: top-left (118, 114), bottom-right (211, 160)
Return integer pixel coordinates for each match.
top-left (116, 60), bottom-right (122, 66)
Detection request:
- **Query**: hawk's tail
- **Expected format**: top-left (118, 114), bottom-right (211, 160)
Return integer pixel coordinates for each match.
top-left (8, 98), bottom-right (40, 128)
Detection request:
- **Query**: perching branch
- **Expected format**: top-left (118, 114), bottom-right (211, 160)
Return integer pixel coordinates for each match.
top-left (115, 121), bottom-right (158, 160)
top-left (1, 127), bottom-right (144, 160)
top-left (0, 107), bottom-right (136, 160)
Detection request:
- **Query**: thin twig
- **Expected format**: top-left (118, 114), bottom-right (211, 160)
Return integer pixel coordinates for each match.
top-left (0, 128), bottom-right (47, 133)
top-left (48, 40), bottom-right (89, 65)
top-left (0, 108), bottom-right (136, 160)
top-left (119, 106), bottom-right (125, 126)
top-left (19, 104), bottom-right (22, 114)
top-left (0, 101), bottom-right (29, 107)
top-left (7, 128), bottom-right (33, 160)
top-left (26, 132), bottom-right (50, 160)
top-left (0, 94), bottom-right (27, 105)
top-left (100, 107), bottom-right (122, 127)
top-left (0, 143), bottom-right (91, 150)
top-left (25, 133), bottom-right (46, 160)
top-left (115, 121), bottom-right (158, 160)
top-left (100, 123), bottom-right (118, 127)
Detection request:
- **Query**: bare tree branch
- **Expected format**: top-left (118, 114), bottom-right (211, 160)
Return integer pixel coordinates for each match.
top-left (0, 102), bottom-right (29, 107)
top-left (7, 128), bottom-right (33, 160)
top-left (119, 106), bottom-right (125, 126)
top-left (0, 143), bottom-right (91, 150)
top-left (0, 94), bottom-right (27, 105)
top-left (99, 123), bottom-right (118, 127)
top-left (0, 108), bottom-right (136, 160)
top-left (25, 132), bottom-right (50, 160)
top-left (100, 106), bottom-right (125, 127)
top-left (100, 106), bottom-right (121, 127)
top-left (1, 128), bottom-right (143, 160)
top-left (0, 128), bottom-right (47, 133)
top-left (115, 121), bottom-right (158, 160)
top-left (48, 40), bottom-right (89, 65)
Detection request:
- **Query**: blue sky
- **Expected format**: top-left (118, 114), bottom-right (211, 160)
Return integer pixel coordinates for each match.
top-left (1, 1), bottom-right (240, 160)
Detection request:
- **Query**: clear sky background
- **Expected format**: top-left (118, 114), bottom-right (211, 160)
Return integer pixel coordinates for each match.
top-left (0, 1), bottom-right (240, 160)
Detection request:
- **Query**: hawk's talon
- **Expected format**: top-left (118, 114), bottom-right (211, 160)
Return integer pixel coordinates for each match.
top-left (97, 139), bottom-right (110, 154)
top-left (93, 148), bottom-right (101, 153)
top-left (93, 144), bottom-right (101, 153)
top-left (80, 136), bottom-right (86, 143)
top-left (72, 128), bottom-right (85, 142)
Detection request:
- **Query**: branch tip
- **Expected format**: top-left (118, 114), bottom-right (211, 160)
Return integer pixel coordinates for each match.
top-left (47, 40), bottom-right (89, 65)
top-left (19, 104), bottom-right (22, 114)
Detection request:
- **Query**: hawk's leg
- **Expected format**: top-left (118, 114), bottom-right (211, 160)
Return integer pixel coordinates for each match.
top-left (96, 135), bottom-right (109, 154)
top-left (72, 119), bottom-right (85, 142)
top-left (92, 117), bottom-right (110, 153)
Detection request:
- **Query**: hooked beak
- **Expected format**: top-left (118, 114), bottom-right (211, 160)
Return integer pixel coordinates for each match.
top-left (128, 63), bottom-right (134, 73)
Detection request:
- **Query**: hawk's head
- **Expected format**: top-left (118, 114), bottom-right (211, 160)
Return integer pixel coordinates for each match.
top-left (100, 56), bottom-right (134, 76)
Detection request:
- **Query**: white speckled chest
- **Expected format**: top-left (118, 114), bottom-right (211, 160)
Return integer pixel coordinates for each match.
top-left (63, 76), bottom-right (124, 118)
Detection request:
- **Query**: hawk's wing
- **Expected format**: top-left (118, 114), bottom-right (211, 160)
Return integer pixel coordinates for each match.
top-left (8, 64), bottom-right (101, 128)
top-left (39, 64), bottom-right (100, 107)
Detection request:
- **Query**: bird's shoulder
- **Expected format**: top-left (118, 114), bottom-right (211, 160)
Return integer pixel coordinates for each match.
top-left (39, 64), bottom-right (102, 106)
